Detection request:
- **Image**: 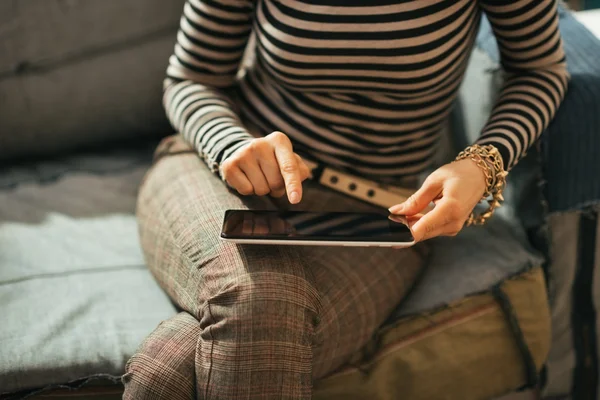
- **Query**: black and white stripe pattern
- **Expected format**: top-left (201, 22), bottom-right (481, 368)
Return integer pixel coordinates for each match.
top-left (163, 0), bottom-right (568, 179)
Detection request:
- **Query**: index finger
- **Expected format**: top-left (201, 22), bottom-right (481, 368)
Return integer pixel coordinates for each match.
top-left (274, 141), bottom-right (302, 204)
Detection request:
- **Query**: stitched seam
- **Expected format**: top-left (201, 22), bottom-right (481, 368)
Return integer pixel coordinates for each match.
top-left (204, 301), bottom-right (217, 399)
top-left (0, 265), bottom-right (147, 286)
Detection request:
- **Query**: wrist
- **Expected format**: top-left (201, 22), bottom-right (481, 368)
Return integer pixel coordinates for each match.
top-left (456, 144), bottom-right (505, 195)
top-left (454, 144), bottom-right (508, 226)
top-left (457, 158), bottom-right (489, 196)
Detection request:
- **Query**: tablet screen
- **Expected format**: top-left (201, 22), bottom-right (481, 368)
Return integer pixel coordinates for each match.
top-left (221, 210), bottom-right (413, 243)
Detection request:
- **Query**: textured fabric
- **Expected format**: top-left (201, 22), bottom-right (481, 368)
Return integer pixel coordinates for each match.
top-left (163, 0), bottom-right (568, 179)
top-left (313, 267), bottom-right (551, 400)
top-left (127, 135), bottom-right (428, 399)
top-left (591, 211), bottom-right (600, 398)
top-left (542, 212), bottom-right (580, 397)
top-left (477, 6), bottom-right (600, 213)
top-left (0, 150), bottom-right (176, 395)
top-left (0, 36), bottom-right (175, 161)
top-left (123, 313), bottom-right (200, 400)
top-left (0, 141), bottom-right (155, 190)
top-left (392, 208), bottom-right (543, 318)
top-left (541, 210), bottom-right (600, 399)
top-left (476, 7), bottom-right (600, 399)
top-left (125, 268), bottom-right (550, 400)
top-left (0, 0), bottom-right (185, 161)
top-left (0, 0), bottom-right (183, 74)
top-left (126, 135), bottom-right (547, 399)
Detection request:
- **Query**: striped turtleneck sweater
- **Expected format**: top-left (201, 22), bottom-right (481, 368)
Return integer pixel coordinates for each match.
top-left (163, 0), bottom-right (569, 181)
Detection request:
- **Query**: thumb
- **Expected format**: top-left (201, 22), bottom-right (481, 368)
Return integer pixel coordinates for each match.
top-left (389, 177), bottom-right (442, 216)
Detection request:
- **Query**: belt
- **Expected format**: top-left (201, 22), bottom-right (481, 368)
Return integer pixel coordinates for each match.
top-left (302, 158), bottom-right (416, 209)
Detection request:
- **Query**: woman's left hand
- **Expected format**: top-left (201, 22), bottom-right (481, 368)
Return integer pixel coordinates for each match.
top-left (388, 159), bottom-right (488, 242)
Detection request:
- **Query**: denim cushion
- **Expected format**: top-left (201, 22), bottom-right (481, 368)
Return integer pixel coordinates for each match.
top-left (393, 215), bottom-right (543, 319)
top-left (477, 7), bottom-right (600, 213)
top-left (0, 146), bottom-right (176, 395)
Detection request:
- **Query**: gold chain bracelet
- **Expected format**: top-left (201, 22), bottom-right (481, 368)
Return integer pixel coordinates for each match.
top-left (454, 144), bottom-right (508, 226)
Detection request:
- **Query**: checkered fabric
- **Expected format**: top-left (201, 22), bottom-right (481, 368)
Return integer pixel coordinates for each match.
top-left (124, 135), bottom-right (428, 399)
top-left (123, 313), bottom-right (199, 400)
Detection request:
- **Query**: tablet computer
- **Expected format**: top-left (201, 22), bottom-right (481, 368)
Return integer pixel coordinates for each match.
top-left (220, 210), bottom-right (415, 248)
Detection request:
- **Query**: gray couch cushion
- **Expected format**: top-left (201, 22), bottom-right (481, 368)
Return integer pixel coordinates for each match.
top-left (0, 0), bottom-right (185, 161)
top-left (0, 147), bottom-right (176, 395)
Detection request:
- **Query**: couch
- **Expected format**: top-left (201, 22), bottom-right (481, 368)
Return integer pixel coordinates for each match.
top-left (1, 2), bottom-right (599, 399)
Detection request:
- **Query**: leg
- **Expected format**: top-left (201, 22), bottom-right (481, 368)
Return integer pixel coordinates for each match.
top-left (125, 135), bottom-right (426, 399)
top-left (123, 312), bottom-right (200, 400)
top-left (129, 137), bottom-right (321, 399)
top-left (276, 185), bottom-right (428, 379)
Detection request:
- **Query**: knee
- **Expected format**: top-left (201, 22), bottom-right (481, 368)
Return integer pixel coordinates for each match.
top-left (202, 271), bottom-right (323, 338)
top-left (122, 313), bottom-right (199, 400)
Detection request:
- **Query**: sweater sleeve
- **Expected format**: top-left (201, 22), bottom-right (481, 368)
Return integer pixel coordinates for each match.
top-left (163, 0), bottom-right (255, 173)
top-left (476, 0), bottom-right (569, 170)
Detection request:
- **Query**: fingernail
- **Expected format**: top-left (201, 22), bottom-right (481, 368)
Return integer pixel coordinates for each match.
top-left (290, 191), bottom-right (300, 204)
top-left (389, 204), bottom-right (404, 213)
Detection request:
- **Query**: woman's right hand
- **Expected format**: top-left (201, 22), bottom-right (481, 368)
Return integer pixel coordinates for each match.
top-left (220, 131), bottom-right (311, 204)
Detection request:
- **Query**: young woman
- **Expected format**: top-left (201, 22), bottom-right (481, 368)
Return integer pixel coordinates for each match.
top-left (123, 0), bottom-right (568, 398)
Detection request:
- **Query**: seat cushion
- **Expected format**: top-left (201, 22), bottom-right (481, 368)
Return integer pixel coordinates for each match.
top-left (313, 267), bottom-right (549, 400)
top-left (0, 144), bottom-right (176, 396)
top-left (0, 141), bottom-right (547, 399)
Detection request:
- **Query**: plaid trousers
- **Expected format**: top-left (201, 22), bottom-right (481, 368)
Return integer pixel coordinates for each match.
top-left (123, 135), bottom-right (428, 399)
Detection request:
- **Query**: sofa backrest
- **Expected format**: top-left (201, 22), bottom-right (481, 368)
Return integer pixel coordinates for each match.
top-left (0, 0), bottom-right (186, 161)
